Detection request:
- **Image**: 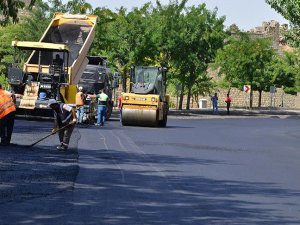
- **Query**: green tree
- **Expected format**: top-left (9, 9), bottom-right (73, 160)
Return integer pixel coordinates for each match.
top-left (171, 3), bottom-right (226, 109)
top-left (266, 51), bottom-right (300, 94)
top-left (0, 0), bottom-right (36, 25)
top-left (66, 0), bottom-right (93, 14)
top-left (227, 24), bottom-right (240, 33)
top-left (191, 72), bottom-right (215, 108)
top-left (0, 0), bottom-right (49, 85)
top-left (91, 1), bottom-right (225, 106)
top-left (215, 34), bottom-right (276, 107)
top-left (47, 0), bottom-right (67, 16)
top-left (92, 4), bottom-right (157, 92)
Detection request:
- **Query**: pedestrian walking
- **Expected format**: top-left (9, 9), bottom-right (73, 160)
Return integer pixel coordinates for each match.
top-left (211, 93), bottom-right (218, 114)
top-left (225, 93), bottom-right (232, 115)
top-left (0, 84), bottom-right (16, 146)
top-left (48, 99), bottom-right (76, 151)
top-left (75, 86), bottom-right (85, 124)
top-left (118, 93), bottom-right (123, 122)
top-left (95, 89), bottom-right (109, 126)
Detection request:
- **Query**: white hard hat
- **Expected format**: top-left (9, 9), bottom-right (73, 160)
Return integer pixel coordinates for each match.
top-left (79, 86), bottom-right (83, 91)
top-left (47, 99), bottom-right (57, 106)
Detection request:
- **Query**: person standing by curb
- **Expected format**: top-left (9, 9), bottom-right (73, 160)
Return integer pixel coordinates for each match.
top-left (0, 84), bottom-right (16, 146)
top-left (225, 93), bottom-right (232, 115)
top-left (48, 99), bottom-right (76, 151)
top-left (211, 93), bottom-right (218, 114)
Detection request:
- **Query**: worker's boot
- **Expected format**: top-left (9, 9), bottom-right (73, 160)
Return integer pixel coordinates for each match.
top-left (56, 142), bottom-right (64, 150)
top-left (57, 143), bottom-right (68, 151)
top-left (62, 143), bottom-right (68, 150)
top-left (0, 138), bottom-right (9, 146)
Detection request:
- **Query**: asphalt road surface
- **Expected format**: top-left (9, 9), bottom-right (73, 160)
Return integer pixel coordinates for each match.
top-left (1, 114), bottom-right (300, 225)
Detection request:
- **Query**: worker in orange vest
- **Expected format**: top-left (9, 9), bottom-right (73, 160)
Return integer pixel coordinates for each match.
top-left (0, 83), bottom-right (16, 146)
top-left (75, 86), bottom-right (85, 124)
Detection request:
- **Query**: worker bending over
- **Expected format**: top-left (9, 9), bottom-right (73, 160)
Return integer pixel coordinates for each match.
top-left (0, 84), bottom-right (16, 146)
top-left (48, 99), bottom-right (76, 151)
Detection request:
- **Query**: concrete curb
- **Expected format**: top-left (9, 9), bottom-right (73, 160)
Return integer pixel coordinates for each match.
top-left (168, 108), bottom-right (300, 119)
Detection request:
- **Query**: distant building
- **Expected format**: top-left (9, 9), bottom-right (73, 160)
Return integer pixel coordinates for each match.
top-left (247, 20), bottom-right (292, 53)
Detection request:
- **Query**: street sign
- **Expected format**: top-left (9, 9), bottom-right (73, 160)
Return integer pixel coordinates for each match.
top-left (243, 85), bottom-right (251, 93)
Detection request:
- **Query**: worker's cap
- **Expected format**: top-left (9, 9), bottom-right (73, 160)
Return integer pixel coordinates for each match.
top-left (78, 86), bottom-right (83, 91)
top-left (47, 99), bottom-right (58, 106)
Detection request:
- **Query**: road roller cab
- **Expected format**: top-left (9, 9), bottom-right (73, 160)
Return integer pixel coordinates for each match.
top-left (121, 66), bottom-right (169, 127)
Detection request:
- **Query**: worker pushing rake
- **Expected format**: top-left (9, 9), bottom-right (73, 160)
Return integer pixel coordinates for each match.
top-left (23, 99), bottom-right (77, 151)
top-left (0, 98), bottom-right (77, 150)
top-left (28, 122), bottom-right (74, 148)
top-left (44, 99), bottom-right (77, 151)
top-left (25, 99), bottom-right (77, 149)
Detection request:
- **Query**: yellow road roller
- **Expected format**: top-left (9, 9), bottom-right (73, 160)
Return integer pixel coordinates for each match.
top-left (121, 66), bottom-right (169, 127)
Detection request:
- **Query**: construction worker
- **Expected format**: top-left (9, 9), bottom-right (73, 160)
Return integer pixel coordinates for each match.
top-left (0, 83), bottom-right (16, 146)
top-left (75, 86), bottom-right (85, 124)
top-left (95, 89), bottom-right (109, 126)
top-left (48, 99), bottom-right (77, 151)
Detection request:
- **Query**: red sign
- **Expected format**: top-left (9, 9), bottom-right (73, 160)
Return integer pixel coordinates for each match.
top-left (243, 85), bottom-right (251, 93)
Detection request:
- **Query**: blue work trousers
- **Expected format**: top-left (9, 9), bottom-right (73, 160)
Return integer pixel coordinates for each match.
top-left (97, 105), bottom-right (107, 126)
top-left (76, 106), bottom-right (84, 124)
top-left (212, 103), bottom-right (218, 114)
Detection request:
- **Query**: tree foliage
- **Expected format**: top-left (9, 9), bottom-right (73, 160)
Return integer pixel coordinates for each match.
top-left (266, 51), bottom-right (300, 94)
top-left (0, 0), bottom-right (36, 25)
top-left (65, 0), bottom-right (93, 14)
top-left (0, 0), bottom-right (48, 85)
top-left (215, 34), bottom-right (276, 107)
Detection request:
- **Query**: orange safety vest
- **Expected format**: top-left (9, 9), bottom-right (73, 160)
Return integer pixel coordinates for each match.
top-left (75, 92), bottom-right (84, 106)
top-left (0, 89), bottom-right (16, 119)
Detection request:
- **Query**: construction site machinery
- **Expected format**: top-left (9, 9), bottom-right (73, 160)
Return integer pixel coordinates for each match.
top-left (121, 66), bottom-right (169, 127)
top-left (78, 56), bottom-right (114, 123)
top-left (8, 13), bottom-right (97, 116)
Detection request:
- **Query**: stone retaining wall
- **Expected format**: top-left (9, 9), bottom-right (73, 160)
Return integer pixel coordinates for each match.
top-left (170, 88), bottom-right (300, 109)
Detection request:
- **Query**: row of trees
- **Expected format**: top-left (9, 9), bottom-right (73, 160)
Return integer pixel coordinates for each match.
top-left (0, 0), bottom-right (300, 109)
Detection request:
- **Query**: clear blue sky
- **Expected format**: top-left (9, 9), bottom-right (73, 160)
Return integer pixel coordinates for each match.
top-left (84, 0), bottom-right (288, 31)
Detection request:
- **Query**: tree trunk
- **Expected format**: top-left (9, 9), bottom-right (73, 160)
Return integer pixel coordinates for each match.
top-left (122, 72), bottom-right (127, 93)
top-left (258, 89), bottom-right (262, 108)
top-left (193, 94), bottom-right (199, 108)
top-left (250, 89), bottom-right (253, 109)
top-left (186, 85), bottom-right (192, 110)
top-left (179, 84), bottom-right (184, 110)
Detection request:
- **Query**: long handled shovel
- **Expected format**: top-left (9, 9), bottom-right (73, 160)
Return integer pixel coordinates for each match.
top-left (27, 123), bottom-right (73, 148)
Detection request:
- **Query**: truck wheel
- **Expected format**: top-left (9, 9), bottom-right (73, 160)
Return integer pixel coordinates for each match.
top-left (158, 116), bottom-right (167, 127)
top-left (158, 103), bottom-right (168, 127)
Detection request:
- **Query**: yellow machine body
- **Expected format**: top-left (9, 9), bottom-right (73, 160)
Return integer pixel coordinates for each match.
top-left (8, 13), bottom-right (97, 111)
top-left (121, 66), bottom-right (169, 127)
